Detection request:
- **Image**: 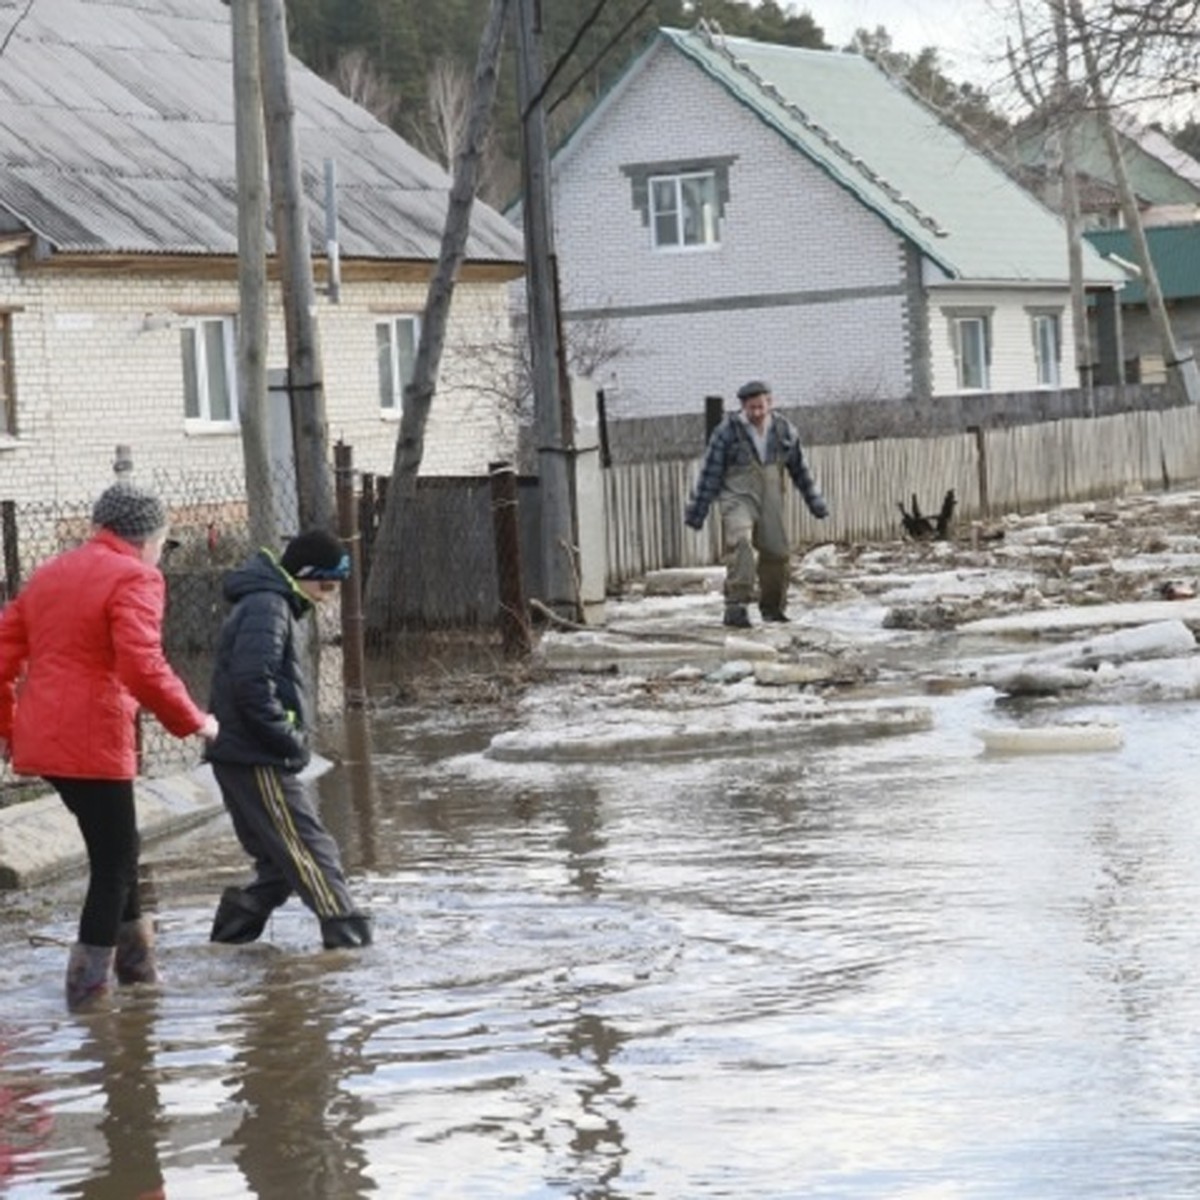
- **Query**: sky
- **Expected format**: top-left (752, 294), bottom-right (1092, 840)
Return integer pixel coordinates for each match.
top-left (801, 0), bottom-right (1011, 84)
top-left (799, 0), bottom-right (1200, 124)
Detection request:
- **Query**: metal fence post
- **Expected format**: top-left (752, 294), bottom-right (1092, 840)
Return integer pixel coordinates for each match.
top-left (335, 441), bottom-right (367, 706)
top-left (0, 500), bottom-right (18, 603)
top-left (490, 460), bottom-right (532, 657)
top-left (704, 395), bottom-right (724, 444)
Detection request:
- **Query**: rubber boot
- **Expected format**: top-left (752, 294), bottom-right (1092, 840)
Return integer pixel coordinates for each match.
top-left (65, 943), bottom-right (115, 1013)
top-left (115, 916), bottom-right (159, 986)
top-left (210, 887), bottom-right (271, 944)
top-left (723, 603), bottom-right (751, 628)
top-left (320, 911), bottom-right (374, 949)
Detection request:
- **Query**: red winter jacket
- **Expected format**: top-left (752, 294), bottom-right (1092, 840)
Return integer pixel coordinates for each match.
top-left (0, 529), bottom-right (205, 780)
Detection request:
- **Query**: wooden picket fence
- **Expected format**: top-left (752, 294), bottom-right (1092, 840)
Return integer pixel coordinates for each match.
top-left (602, 406), bottom-right (1200, 588)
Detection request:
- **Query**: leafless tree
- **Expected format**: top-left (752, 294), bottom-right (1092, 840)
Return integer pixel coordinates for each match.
top-left (1002, 0), bottom-right (1200, 403)
top-left (414, 58), bottom-right (472, 170)
top-left (330, 48), bottom-right (401, 127)
top-left (363, 0), bottom-right (511, 638)
top-left (410, 56), bottom-right (511, 204)
top-left (1003, 0), bottom-right (1200, 114)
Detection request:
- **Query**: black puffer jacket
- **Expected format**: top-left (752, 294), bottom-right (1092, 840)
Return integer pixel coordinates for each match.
top-left (205, 550), bottom-right (314, 772)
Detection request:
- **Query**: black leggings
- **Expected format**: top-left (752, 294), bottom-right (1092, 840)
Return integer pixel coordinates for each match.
top-left (46, 777), bottom-right (141, 946)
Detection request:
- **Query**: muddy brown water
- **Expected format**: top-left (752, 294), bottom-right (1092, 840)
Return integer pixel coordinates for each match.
top-left (4, 669), bottom-right (1200, 1199)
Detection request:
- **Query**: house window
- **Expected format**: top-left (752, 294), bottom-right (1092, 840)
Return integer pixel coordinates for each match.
top-left (622, 157), bottom-right (734, 251)
top-left (1031, 311), bottom-right (1062, 387)
top-left (376, 315), bottom-right (421, 415)
top-left (181, 316), bottom-right (237, 428)
top-left (0, 314), bottom-right (14, 437)
top-left (952, 314), bottom-right (991, 390)
top-left (649, 171), bottom-right (720, 249)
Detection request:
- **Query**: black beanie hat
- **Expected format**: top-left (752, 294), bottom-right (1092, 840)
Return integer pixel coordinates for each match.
top-left (92, 482), bottom-right (168, 541)
top-left (281, 529), bottom-right (350, 580)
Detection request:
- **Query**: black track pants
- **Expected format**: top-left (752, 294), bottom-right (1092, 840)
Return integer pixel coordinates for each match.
top-left (211, 761), bottom-right (357, 920)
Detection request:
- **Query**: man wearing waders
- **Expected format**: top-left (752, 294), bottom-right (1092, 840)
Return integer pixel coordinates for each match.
top-left (205, 529), bottom-right (373, 950)
top-left (685, 380), bottom-right (829, 628)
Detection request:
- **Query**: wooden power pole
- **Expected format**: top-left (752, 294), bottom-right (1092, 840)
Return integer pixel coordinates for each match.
top-left (258, 0), bottom-right (334, 531)
top-left (1050, 0), bottom-right (1094, 413)
top-left (514, 0), bottom-right (579, 620)
top-left (231, 0), bottom-right (283, 548)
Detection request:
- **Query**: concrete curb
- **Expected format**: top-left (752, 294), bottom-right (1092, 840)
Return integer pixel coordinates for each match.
top-left (0, 768), bottom-right (225, 890)
top-left (0, 755), bottom-right (334, 890)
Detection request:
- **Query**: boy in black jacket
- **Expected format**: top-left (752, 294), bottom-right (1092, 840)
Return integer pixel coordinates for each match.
top-left (205, 529), bottom-right (372, 949)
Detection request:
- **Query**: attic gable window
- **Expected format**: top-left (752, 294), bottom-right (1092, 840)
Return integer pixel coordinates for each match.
top-left (181, 316), bottom-right (238, 431)
top-left (377, 315), bottom-right (421, 417)
top-left (623, 157), bottom-right (734, 252)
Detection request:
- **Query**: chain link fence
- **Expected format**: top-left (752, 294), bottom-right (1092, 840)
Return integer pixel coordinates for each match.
top-left (0, 457), bottom-right (529, 803)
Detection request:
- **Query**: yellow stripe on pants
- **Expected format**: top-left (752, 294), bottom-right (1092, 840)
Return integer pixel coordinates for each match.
top-left (254, 765), bottom-right (340, 918)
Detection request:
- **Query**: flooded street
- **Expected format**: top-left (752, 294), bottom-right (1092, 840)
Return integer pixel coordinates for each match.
top-left (10, 489), bottom-right (1200, 1197)
top-left (6, 678), bottom-right (1200, 1197)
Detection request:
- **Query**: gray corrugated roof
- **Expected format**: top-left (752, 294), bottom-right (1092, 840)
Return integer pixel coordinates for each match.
top-left (0, 0), bottom-right (524, 264)
top-left (655, 27), bottom-right (1124, 286)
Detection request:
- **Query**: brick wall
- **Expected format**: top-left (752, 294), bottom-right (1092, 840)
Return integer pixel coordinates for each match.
top-left (548, 43), bottom-right (1081, 424)
top-left (551, 46), bottom-right (910, 422)
top-left (0, 261), bottom-right (518, 506)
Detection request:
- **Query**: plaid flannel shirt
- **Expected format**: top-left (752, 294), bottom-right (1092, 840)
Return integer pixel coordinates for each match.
top-left (685, 411), bottom-right (828, 528)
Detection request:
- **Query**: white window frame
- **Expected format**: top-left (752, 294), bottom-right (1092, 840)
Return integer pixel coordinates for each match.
top-left (376, 314), bottom-right (421, 418)
top-left (1031, 311), bottom-right (1062, 387)
top-left (181, 316), bottom-right (239, 432)
top-left (648, 170), bottom-right (720, 251)
top-left (952, 315), bottom-right (991, 391)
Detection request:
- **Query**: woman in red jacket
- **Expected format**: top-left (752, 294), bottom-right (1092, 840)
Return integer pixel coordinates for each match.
top-left (0, 482), bottom-right (218, 1012)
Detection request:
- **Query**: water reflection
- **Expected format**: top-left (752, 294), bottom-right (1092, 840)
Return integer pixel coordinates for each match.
top-left (322, 710), bottom-right (379, 873)
top-left (556, 790), bottom-right (605, 897)
top-left (11, 691), bottom-right (1200, 1196)
top-left (551, 1010), bottom-right (628, 1197)
top-left (223, 962), bottom-right (372, 1199)
top-left (0, 1024), bottom-right (54, 1190)
top-left (64, 1004), bottom-right (166, 1200)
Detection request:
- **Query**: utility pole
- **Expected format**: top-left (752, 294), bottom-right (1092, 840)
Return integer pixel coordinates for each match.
top-left (1050, 0), bottom-right (1093, 413)
top-left (258, 0), bottom-right (334, 531)
top-left (231, 0), bottom-right (282, 548)
top-left (514, 0), bottom-right (579, 620)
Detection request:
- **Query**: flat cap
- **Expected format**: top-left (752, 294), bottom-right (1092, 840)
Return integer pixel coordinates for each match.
top-left (736, 380), bottom-right (770, 401)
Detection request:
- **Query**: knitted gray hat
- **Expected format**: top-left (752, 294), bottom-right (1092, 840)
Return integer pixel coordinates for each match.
top-left (92, 482), bottom-right (168, 541)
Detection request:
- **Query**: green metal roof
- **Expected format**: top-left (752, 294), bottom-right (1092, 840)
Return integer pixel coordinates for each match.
top-left (658, 27), bottom-right (1125, 286)
top-left (1016, 113), bottom-right (1200, 208)
top-left (1085, 225), bottom-right (1200, 304)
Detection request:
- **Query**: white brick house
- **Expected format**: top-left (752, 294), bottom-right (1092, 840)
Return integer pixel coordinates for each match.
top-left (0, 0), bottom-right (524, 509)
top-left (547, 27), bottom-right (1126, 423)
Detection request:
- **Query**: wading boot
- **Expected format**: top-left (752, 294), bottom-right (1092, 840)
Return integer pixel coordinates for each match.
top-left (723, 603), bottom-right (751, 629)
top-left (210, 887), bottom-right (271, 944)
top-left (759, 607), bottom-right (790, 623)
top-left (320, 911), bottom-right (374, 949)
top-left (115, 916), bottom-right (159, 986)
top-left (65, 943), bottom-right (115, 1013)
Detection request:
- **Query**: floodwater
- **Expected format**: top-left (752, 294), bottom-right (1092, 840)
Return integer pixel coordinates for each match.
top-left (5, 648), bottom-right (1200, 1196)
